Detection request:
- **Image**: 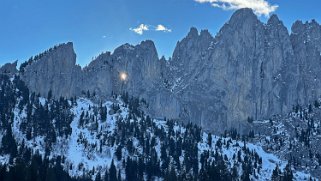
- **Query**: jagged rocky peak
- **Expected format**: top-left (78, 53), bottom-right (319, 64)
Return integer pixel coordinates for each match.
top-left (217, 8), bottom-right (263, 47)
top-left (265, 14), bottom-right (290, 43)
top-left (113, 43), bottom-right (135, 55)
top-left (86, 40), bottom-right (158, 71)
top-left (26, 42), bottom-right (76, 71)
top-left (81, 40), bottom-right (163, 100)
top-left (182, 27), bottom-right (213, 41)
top-left (266, 14), bottom-right (288, 35)
top-left (20, 42), bottom-right (81, 98)
top-left (310, 19), bottom-right (321, 28)
top-left (53, 42), bottom-right (74, 54)
top-left (291, 19), bottom-right (321, 50)
top-left (113, 40), bottom-right (158, 61)
top-left (159, 55), bottom-right (170, 76)
top-left (139, 40), bottom-right (157, 50)
top-left (84, 51), bottom-right (112, 70)
top-left (176, 27), bottom-right (214, 47)
top-left (228, 8), bottom-right (259, 26)
top-left (159, 56), bottom-right (168, 70)
top-left (291, 20), bottom-right (304, 34)
top-left (187, 27), bottom-right (199, 38)
top-left (291, 19), bottom-right (321, 34)
top-left (114, 40), bottom-right (156, 52)
top-left (135, 40), bottom-right (159, 60)
top-left (172, 27), bottom-right (213, 63)
top-left (160, 55), bottom-right (166, 62)
top-left (200, 29), bottom-right (212, 39)
top-left (26, 42), bottom-right (76, 67)
top-left (43, 42), bottom-right (75, 61)
top-left (0, 61), bottom-right (18, 76)
top-left (267, 14), bottom-right (282, 26)
top-left (290, 19), bottom-right (321, 105)
top-left (95, 51), bottom-right (112, 60)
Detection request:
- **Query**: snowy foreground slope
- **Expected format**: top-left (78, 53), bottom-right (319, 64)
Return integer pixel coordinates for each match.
top-left (0, 75), bottom-right (317, 180)
top-left (3, 95), bottom-right (316, 180)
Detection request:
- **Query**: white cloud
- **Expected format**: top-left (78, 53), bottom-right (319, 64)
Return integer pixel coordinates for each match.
top-left (130, 24), bottom-right (149, 35)
top-left (155, 24), bottom-right (172, 32)
top-left (130, 24), bottom-right (172, 35)
top-left (195, 0), bottom-right (278, 16)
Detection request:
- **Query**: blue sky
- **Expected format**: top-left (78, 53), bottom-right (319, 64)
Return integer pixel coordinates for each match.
top-left (1, 0), bottom-right (321, 66)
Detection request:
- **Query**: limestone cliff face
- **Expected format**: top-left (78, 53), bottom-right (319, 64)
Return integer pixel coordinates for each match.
top-left (20, 42), bottom-right (82, 98)
top-left (291, 20), bottom-right (321, 106)
top-left (167, 9), bottom-right (298, 132)
top-left (82, 40), bottom-right (162, 96)
top-left (204, 9), bottom-right (292, 130)
top-left (168, 8), bottom-right (320, 132)
top-left (11, 8), bottom-right (321, 133)
top-left (81, 40), bottom-right (180, 119)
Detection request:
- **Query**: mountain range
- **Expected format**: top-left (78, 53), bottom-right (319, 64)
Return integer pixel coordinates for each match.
top-left (1, 7), bottom-right (321, 180)
top-left (2, 8), bottom-right (321, 134)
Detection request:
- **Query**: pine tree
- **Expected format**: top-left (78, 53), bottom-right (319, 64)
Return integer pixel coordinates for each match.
top-left (95, 171), bottom-right (102, 181)
top-left (118, 170), bottom-right (121, 181)
top-left (104, 169), bottom-right (109, 181)
top-left (314, 100), bottom-right (320, 108)
top-left (271, 165), bottom-right (281, 181)
top-left (1, 126), bottom-right (17, 158)
top-left (87, 90), bottom-right (90, 98)
top-left (109, 160), bottom-right (117, 181)
top-left (208, 133), bottom-right (212, 147)
top-left (283, 163), bottom-right (293, 181)
top-left (47, 90), bottom-right (52, 100)
top-left (115, 145), bottom-right (122, 161)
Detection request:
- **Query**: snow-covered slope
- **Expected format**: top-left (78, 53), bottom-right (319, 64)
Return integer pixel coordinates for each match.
top-left (0, 76), bottom-right (318, 180)
top-left (5, 97), bottom-right (316, 180)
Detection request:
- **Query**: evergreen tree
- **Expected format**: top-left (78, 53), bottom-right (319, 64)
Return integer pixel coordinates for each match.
top-left (314, 100), bottom-right (320, 108)
top-left (283, 163), bottom-right (293, 181)
top-left (115, 145), bottom-right (122, 161)
top-left (104, 170), bottom-right (109, 181)
top-left (109, 160), bottom-right (117, 181)
top-left (208, 133), bottom-right (212, 147)
top-left (1, 126), bottom-right (17, 158)
top-left (95, 171), bottom-right (102, 181)
top-left (271, 165), bottom-right (281, 181)
top-left (47, 90), bottom-right (52, 100)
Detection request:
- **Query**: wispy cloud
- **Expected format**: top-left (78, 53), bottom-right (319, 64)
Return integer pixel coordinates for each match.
top-left (130, 24), bottom-right (172, 35)
top-left (102, 35), bottom-right (109, 39)
top-left (155, 24), bottom-right (172, 32)
top-left (195, 0), bottom-right (278, 16)
top-left (130, 24), bottom-right (149, 35)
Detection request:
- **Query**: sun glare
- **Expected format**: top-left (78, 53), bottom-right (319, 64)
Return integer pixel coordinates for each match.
top-left (120, 72), bottom-right (128, 81)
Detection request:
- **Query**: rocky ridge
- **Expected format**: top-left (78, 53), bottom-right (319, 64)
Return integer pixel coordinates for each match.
top-left (2, 8), bottom-right (321, 133)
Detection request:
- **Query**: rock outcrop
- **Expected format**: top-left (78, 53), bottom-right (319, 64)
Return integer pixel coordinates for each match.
top-left (6, 8), bottom-right (321, 133)
top-left (291, 20), bottom-right (321, 105)
top-left (20, 42), bottom-right (82, 98)
top-left (83, 40), bottom-right (162, 97)
top-left (0, 61), bottom-right (18, 76)
top-left (166, 9), bottom-right (301, 132)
